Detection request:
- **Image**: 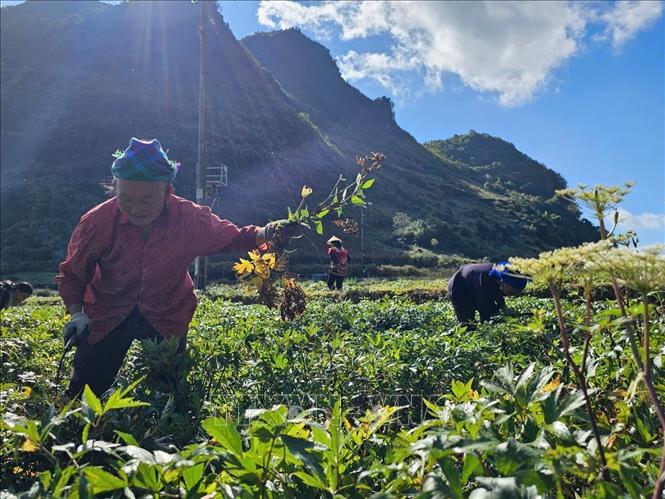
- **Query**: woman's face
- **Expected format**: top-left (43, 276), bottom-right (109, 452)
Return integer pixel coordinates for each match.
top-left (116, 179), bottom-right (168, 227)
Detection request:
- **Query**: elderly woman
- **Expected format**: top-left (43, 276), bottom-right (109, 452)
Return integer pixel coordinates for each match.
top-left (57, 138), bottom-right (281, 396)
top-left (446, 262), bottom-right (529, 324)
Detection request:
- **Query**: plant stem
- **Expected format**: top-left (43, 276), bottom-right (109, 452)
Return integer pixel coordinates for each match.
top-left (612, 278), bottom-right (644, 373)
top-left (598, 215), bottom-right (644, 372)
top-left (550, 284), bottom-right (607, 470)
top-left (582, 280), bottom-right (592, 371)
top-left (260, 435), bottom-right (277, 499)
top-left (641, 296), bottom-right (665, 499)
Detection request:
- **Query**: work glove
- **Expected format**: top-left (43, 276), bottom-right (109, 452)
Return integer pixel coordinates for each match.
top-left (261, 220), bottom-right (306, 246)
top-left (63, 312), bottom-right (90, 349)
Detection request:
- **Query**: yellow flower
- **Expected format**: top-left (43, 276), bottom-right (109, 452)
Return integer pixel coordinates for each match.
top-left (21, 439), bottom-right (38, 452)
top-left (542, 378), bottom-right (561, 393)
top-left (233, 258), bottom-right (254, 275)
top-left (248, 250), bottom-right (261, 262)
top-left (21, 386), bottom-right (32, 398)
top-left (254, 261), bottom-right (270, 278)
top-left (301, 185), bottom-right (313, 198)
top-left (261, 252), bottom-right (276, 269)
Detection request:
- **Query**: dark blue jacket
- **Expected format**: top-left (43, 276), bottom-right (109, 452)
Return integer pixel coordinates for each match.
top-left (447, 263), bottom-right (505, 321)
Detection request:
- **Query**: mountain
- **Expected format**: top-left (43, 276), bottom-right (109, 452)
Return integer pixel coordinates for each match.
top-left (1, 1), bottom-right (342, 274)
top-left (243, 30), bottom-right (597, 258)
top-left (0, 1), bottom-right (596, 279)
top-left (425, 132), bottom-right (566, 198)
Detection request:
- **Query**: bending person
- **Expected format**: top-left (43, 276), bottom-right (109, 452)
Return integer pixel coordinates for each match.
top-left (0, 281), bottom-right (33, 310)
top-left (446, 262), bottom-right (528, 324)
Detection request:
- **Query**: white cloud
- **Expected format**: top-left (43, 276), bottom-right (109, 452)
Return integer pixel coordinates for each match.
top-left (256, 0), bottom-right (663, 106)
top-left (609, 208), bottom-right (665, 235)
top-left (599, 0), bottom-right (664, 48)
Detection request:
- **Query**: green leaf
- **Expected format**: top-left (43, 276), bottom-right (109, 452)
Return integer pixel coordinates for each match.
top-left (133, 462), bottom-right (161, 492)
top-left (480, 381), bottom-right (510, 397)
top-left (544, 387), bottom-right (585, 424)
top-left (78, 474), bottom-right (92, 499)
top-left (423, 398), bottom-right (444, 417)
top-left (103, 390), bottom-right (149, 413)
top-left (451, 379), bottom-right (472, 401)
top-left (38, 470), bottom-right (52, 490)
top-left (361, 178), bottom-right (375, 189)
top-left (83, 386), bottom-right (103, 416)
top-left (294, 471), bottom-right (327, 490)
top-left (461, 453), bottom-right (482, 484)
top-left (54, 466), bottom-right (76, 495)
top-left (351, 195), bottom-right (365, 206)
top-left (81, 422), bottom-right (91, 444)
top-left (83, 467), bottom-right (128, 494)
top-left (12, 420), bottom-right (42, 443)
top-left (282, 434), bottom-right (324, 478)
top-left (118, 376), bottom-right (145, 398)
top-left (439, 457), bottom-right (463, 498)
top-left (493, 439), bottom-right (534, 475)
top-left (181, 463), bottom-right (205, 491)
top-left (115, 431), bottom-right (139, 446)
top-left (422, 474), bottom-right (455, 496)
top-left (315, 220), bottom-right (323, 235)
top-left (316, 209), bottom-right (330, 219)
top-left (202, 417), bottom-right (243, 457)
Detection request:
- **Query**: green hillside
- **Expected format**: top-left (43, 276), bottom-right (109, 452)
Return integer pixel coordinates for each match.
top-left (1, 3), bottom-right (597, 281)
top-left (243, 29), bottom-right (598, 260)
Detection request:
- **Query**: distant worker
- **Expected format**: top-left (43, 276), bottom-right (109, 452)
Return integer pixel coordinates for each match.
top-left (327, 236), bottom-right (350, 290)
top-left (0, 280), bottom-right (33, 310)
top-left (57, 138), bottom-right (291, 397)
top-left (446, 262), bottom-right (528, 323)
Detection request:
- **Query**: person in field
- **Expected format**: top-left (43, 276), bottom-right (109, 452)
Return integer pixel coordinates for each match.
top-left (0, 280), bottom-right (33, 310)
top-left (57, 138), bottom-right (284, 397)
top-left (446, 262), bottom-right (528, 324)
top-left (326, 236), bottom-right (350, 290)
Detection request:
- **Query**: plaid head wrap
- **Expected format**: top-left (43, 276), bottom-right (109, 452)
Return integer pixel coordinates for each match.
top-left (489, 262), bottom-right (530, 291)
top-left (111, 138), bottom-right (180, 182)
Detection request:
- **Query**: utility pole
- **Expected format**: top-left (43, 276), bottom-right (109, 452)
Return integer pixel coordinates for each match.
top-left (194, 0), bottom-right (208, 289)
top-left (360, 208), bottom-right (366, 277)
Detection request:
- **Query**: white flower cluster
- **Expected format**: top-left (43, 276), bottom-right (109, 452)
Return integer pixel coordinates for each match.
top-left (509, 241), bottom-right (665, 294)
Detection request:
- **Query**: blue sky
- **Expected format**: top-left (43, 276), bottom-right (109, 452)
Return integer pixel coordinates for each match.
top-left (221, 0), bottom-right (665, 245)
top-left (3, 0), bottom-right (664, 244)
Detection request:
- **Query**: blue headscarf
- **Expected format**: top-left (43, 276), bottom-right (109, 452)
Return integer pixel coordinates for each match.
top-left (111, 138), bottom-right (180, 182)
top-left (489, 262), bottom-right (530, 290)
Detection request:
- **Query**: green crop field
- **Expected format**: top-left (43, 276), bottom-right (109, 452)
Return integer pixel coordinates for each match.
top-left (1, 275), bottom-right (663, 498)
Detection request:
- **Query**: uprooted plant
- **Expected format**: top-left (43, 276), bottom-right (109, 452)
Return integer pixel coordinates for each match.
top-left (233, 152), bottom-right (384, 320)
